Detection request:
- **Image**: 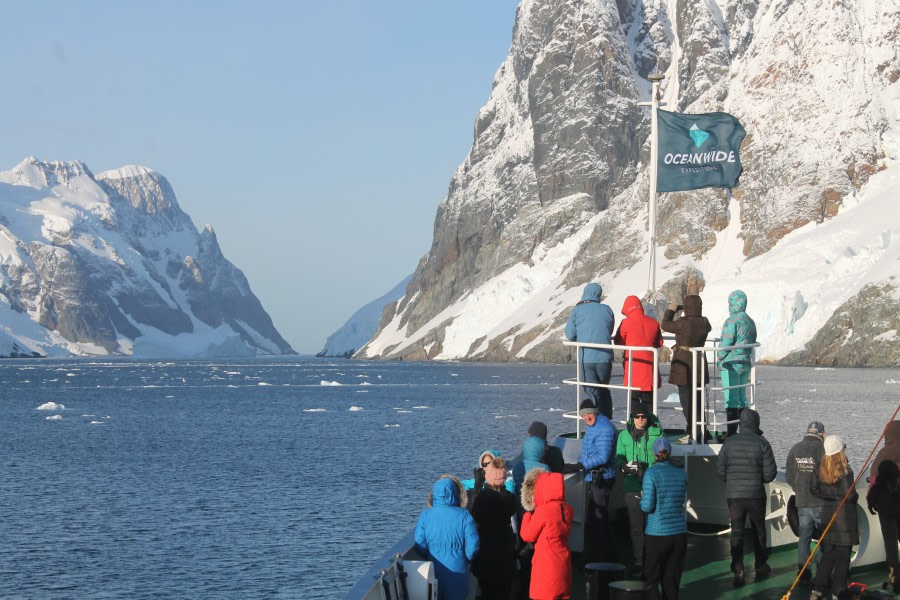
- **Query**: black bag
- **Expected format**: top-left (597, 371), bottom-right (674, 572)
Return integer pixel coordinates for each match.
top-left (517, 540), bottom-right (534, 560)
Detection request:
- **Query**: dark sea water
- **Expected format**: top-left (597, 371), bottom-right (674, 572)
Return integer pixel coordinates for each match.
top-left (1, 358), bottom-right (898, 599)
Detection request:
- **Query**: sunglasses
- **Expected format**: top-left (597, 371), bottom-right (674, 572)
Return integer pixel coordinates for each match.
top-left (633, 414), bottom-right (647, 419)
top-left (481, 461), bottom-right (492, 468)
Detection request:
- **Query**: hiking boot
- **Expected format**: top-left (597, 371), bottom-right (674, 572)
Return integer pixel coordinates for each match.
top-left (732, 564), bottom-right (745, 586)
top-left (755, 563), bottom-right (772, 579)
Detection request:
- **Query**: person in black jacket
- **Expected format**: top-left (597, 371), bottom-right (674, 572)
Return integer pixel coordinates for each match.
top-left (786, 421), bottom-right (827, 581)
top-left (471, 457), bottom-right (518, 600)
top-left (810, 436), bottom-right (859, 600)
top-left (716, 408), bottom-right (777, 585)
top-left (866, 459), bottom-right (900, 594)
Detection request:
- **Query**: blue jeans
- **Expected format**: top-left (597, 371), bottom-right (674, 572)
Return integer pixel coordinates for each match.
top-left (583, 362), bottom-right (612, 419)
top-left (797, 506), bottom-right (822, 568)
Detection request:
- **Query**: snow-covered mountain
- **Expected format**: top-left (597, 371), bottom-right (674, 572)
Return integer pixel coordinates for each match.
top-left (0, 157), bottom-right (295, 358)
top-left (356, 0), bottom-right (900, 366)
top-left (317, 274), bottom-right (412, 358)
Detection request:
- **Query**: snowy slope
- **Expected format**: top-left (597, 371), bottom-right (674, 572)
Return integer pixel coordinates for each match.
top-left (0, 157), bottom-right (294, 358)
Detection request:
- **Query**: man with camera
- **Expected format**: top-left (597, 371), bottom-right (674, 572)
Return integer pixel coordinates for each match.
top-left (616, 402), bottom-right (664, 577)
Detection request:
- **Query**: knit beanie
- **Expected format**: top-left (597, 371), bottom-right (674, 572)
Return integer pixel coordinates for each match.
top-left (824, 435), bottom-right (844, 456)
top-left (579, 399), bottom-right (598, 416)
top-left (528, 421), bottom-right (548, 439)
top-left (484, 458), bottom-right (507, 488)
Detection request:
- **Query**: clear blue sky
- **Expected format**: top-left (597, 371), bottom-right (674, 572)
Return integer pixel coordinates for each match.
top-left (0, 1), bottom-right (519, 354)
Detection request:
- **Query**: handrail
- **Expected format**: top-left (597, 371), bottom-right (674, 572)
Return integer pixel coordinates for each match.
top-left (563, 338), bottom-right (761, 444)
top-left (688, 342), bottom-right (760, 444)
top-left (562, 340), bottom-right (661, 437)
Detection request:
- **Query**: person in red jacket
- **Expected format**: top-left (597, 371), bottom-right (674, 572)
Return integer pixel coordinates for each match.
top-left (614, 295), bottom-right (664, 405)
top-left (520, 469), bottom-right (574, 600)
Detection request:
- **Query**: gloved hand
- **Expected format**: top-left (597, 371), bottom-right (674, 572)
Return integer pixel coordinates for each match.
top-left (562, 462), bottom-right (583, 474)
top-left (869, 505), bottom-right (878, 516)
top-left (474, 467), bottom-right (486, 490)
top-left (622, 461), bottom-right (639, 476)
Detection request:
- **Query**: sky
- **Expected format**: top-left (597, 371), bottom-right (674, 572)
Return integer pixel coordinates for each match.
top-left (0, 1), bottom-right (520, 354)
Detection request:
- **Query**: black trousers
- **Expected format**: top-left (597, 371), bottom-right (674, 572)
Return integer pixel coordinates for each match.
top-left (588, 477), bottom-right (619, 562)
top-left (677, 385), bottom-right (708, 439)
top-left (624, 492), bottom-right (646, 565)
top-left (727, 497), bottom-right (768, 568)
top-left (811, 542), bottom-right (852, 596)
top-left (644, 533), bottom-right (687, 600)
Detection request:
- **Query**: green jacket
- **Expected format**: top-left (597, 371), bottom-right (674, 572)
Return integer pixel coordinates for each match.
top-left (615, 414), bottom-right (663, 492)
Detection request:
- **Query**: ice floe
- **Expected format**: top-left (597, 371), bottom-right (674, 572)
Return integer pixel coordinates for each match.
top-left (36, 402), bottom-right (64, 411)
top-left (348, 406), bottom-right (364, 412)
top-left (45, 414), bottom-right (62, 421)
top-left (303, 408), bottom-right (327, 413)
top-left (320, 380), bottom-right (342, 386)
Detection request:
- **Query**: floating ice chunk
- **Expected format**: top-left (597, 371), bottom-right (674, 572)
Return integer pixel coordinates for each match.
top-left (412, 406), bottom-right (429, 409)
top-left (257, 382), bottom-right (273, 386)
top-left (451, 373), bottom-right (458, 377)
top-left (356, 374), bottom-right (369, 378)
top-left (37, 402), bottom-right (64, 411)
top-left (303, 408), bottom-right (327, 413)
top-left (663, 393), bottom-right (679, 404)
top-left (775, 399), bottom-right (792, 405)
top-left (320, 381), bottom-right (343, 386)
top-left (396, 410), bottom-right (412, 414)
top-left (548, 407), bottom-right (565, 412)
top-left (90, 420), bottom-right (105, 425)
top-left (384, 424), bottom-right (400, 428)
top-left (809, 389), bottom-right (817, 392)
top-left (355, 390), bottom-right (369, 393)
top-left (45, 414), bottom-right (62, 421)
top-left (549, 386), bottom-right (561, 390)
top-left (348, 406), bottom-right (364, 412)
top-left (359, 382), bottom-right (372, 386)
top-left (886, 379), bottom-right (898, 384)
top-left (225, 371), bottom-right (241, 375)
top-left (814, 368), bottom-right (835, 371)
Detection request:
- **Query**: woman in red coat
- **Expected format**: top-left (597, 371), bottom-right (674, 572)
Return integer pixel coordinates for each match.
top-left (614, 295), bottom-right (664, 405)
top-left (520, 470), bottom-right (574, 600)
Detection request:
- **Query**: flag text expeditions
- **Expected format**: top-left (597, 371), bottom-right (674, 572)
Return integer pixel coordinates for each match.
top-left (656, 110), bottom-right (746, 192)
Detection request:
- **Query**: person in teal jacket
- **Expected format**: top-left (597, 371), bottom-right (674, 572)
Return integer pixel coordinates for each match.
top-left (615, 402), bottom-right (663, 576)
top-left (641, 438), bottom-right (688, 599)
top-left (415, 476), bottom-right (480, 600)
top-left (717, 290), bottom-right (757, 436)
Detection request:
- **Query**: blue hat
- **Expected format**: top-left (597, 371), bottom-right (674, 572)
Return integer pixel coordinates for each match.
top-left (653, 438), bottom-right (672, 455)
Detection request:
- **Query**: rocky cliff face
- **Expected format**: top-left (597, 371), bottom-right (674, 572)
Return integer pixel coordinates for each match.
top-left (358, 0), bottom-right (900, 365)
top-left (0, 158), bottom-right (294, 357)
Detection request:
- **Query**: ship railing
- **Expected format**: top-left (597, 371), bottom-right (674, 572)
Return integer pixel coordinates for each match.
top-left (692, 341), bottom-right (761, 442)
top-left (562, 340), bottom-right (661, 438)
top-left (562, 339), bottom-right (761, 444)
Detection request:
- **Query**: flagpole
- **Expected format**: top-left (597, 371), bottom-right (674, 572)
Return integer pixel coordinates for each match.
top-left (638, 73), bottom-right (665, 299)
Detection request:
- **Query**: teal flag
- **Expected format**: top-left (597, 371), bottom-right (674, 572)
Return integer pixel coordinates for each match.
top-left (657, 110), bottom-right (746, 192)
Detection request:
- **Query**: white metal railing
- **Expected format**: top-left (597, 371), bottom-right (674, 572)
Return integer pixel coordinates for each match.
top-left (563, 338), bottom-right (761, 444)
top-left (562, 340), bottom-right (662, 438)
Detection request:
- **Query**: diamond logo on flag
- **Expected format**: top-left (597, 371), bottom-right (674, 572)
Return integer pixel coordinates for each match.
top-left (689, 124), bottom-right (710, 148)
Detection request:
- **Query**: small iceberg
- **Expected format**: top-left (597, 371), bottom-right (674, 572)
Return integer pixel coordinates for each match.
top-left (548, 407), bottom-right (564, 412)
top-left (412, 406), bottom-right (429, 410)
top-left (348, 406), bottom-right (364, 412)
top-left (320, 380), bottom-right (342, 386)
top-left (303, 408), bottom-right (327, 413)
top-left (887, 379), bottom-right (898, 384)
top-left (359, 381), bottom-right (372, 386)
top-left (37, 402), bottom-right (64, 411)
top-left (257, 382), bottom-right (274, 386)
top-left (355, 390), bottom-right (369, 393)
top-left (45, 414), bottom-right (62, 421)
top-left (90, 420), bottom-right (105, 425)
top-left (384, 424), bottom-right (400, 428)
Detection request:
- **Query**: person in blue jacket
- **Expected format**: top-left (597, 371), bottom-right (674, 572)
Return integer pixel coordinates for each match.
top-left (565, 283), bottom-right (615, 418)
top-left (566, 398), bottom-right (619, 562)
top-left (512, 435), bottom-right (550, 495)
top-left (641, 438), bottom-right (688, 600)
top-left (717, 290), bottom-right (757, 435)
top-left (414, 475), bottom-right (480, 600)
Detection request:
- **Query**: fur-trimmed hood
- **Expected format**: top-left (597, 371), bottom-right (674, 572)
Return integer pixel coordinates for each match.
top-left (427, 474), bottom-right (468, 509)
top-left (520, 467), bottom-right (549, 511)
